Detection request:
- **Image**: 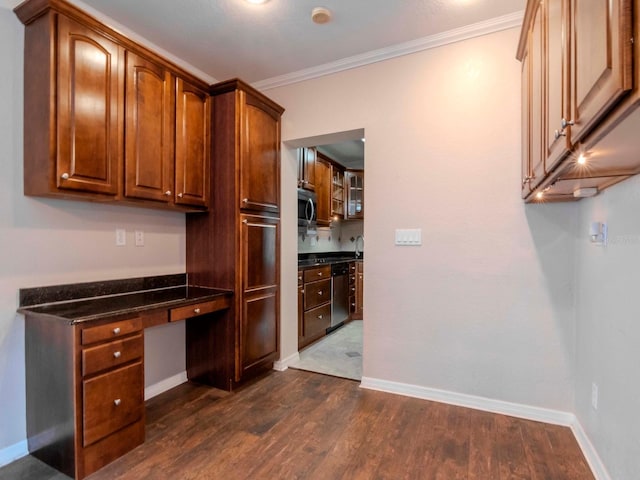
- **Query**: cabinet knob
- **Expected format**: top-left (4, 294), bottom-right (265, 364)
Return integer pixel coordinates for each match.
top-left (561, 118), bottom-right (575, 129)
top-left (351, 287), bottom-right (356, 292)
top-left (60, 173), bottom-right (69, 180)
top-left (194, 307), bottom-right (201, 314)
top-left (178, 193), bottom-right (183, 198)
top-left (318, 314), bottom-right (323, 319)
top-left (318, 291), bottom-right (323, 296)
top-left (112, 327), bottom-right (121, 335)
top-left (242, 219), bottom-right (248, 224)
top-left (317, 272), bottom-right (323, 276)
top-left (351, 303), bottom-right (356, 307)
top-left (242, 198), bottom-right (248, 203)
top-left (164, 190), bottom-right (172, 196)
top-left (114, 398), bottom-right (121, 407)
top-left (113, 351), bottom-right (121, 359)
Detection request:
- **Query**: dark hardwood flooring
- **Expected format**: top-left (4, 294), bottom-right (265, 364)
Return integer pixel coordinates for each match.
top-left (0, 369), bottom-right (594, 480)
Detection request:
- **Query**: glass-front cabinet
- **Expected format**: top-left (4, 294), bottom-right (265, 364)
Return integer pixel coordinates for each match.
top-left (331, 166), bottom-right (344, 218)
top-left (345, 170), bottom-right (364, 219)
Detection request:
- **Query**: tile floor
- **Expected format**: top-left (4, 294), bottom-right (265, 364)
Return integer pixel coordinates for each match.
top-left (290, 320), bottom-right (362, 381)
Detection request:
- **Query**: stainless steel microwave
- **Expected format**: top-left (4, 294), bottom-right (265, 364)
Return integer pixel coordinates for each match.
top-left (298, 188), bottom-right (317, 228)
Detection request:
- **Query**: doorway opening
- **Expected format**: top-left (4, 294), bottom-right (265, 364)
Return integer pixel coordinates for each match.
top-left (287, 128), bottom-right (365, 381)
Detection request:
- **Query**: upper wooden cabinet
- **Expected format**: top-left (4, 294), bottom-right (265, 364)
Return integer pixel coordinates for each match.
top-left (238, 92), bottom-right (281, 213)
top-left (298, 147), bottom-right (317, 191)
top-left (345, 170), bottom-right (364, 219)
top-left (124, 52), bottom-right (174, 203)
top-left (15, 0), bottom-right (210, 211)
top-left (315, 154), bottom-right (332, 227)
top-left (331, 165), bottom-right (345, 218)
top-left (175, 79), bottom-right (210, 208)
top-left (517, 0), bottom-right (638, 202)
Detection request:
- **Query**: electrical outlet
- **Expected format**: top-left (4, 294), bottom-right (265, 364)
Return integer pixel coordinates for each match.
top-left (591, 382), bottom-right (599, 410)
top-left (115, 229), bottom-right (126, 246)
top-left (135, 230), bottom-right (144, 247)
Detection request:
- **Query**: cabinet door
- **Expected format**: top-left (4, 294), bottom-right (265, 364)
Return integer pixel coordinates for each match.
top-left (521, 47), bottom-right (532, 199)
top-left (331, 165), bottom-right (344, 217)
top-left (545, 0), bottom-right (571, 173)
top-left (570, 0), bottom-right (632, 143)
top-left (356, 263), bottom-right (364, 318)
top-left (57, 16), bottom-right (123, 195)
top-left (315, 157), bottom-right (332, 226)
top-left (240, 92), bottom-right (281, 213)
top-left (303, 147), bottom-right (317, 191)
top-left (175, 78), bottom-right (210, 208)
top-left (529, 1), bottom-right (545, 189)
top-left (239, 214), bottom-right (279, 380)
top-left (124, 52), bottom-right (174, 202)
top-left (345, 170), bottom-right (364, 219)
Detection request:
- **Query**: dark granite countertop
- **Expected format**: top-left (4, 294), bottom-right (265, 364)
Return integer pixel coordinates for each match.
top-left (298, 252), bottom-right (363, 268)
top-left (18, 274), bottom-right (232, 324)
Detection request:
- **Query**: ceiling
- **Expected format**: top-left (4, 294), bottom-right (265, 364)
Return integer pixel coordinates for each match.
top-left (5, 0), bottom-right (525, 166)
top-left (7, 0), bottom-right (525, 88)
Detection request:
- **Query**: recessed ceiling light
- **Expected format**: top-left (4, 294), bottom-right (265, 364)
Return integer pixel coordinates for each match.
top-left (311, 7), bottom-right (332, 24)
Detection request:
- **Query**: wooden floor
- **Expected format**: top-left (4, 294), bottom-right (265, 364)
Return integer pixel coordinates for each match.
top-left (1, 369), bottom-right (594, 480)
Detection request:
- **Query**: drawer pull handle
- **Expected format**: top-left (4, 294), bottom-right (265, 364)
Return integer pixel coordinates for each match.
top-left (113, 327), bottom-right (121, 335)
top-left (194, 308), bottom-right (201, 314)
top-left (164, 190), bottom-right (172, 196)
top-left (61, 172), bottom-right (69, 180)
top-left (242, 198), bottom-right (249, 203)
top-left (113, 351), bottom-right (121, 359)
top-left (317, 272), bottom-right (322, 276)
top-left (114, 398), bottom-right (121, 406)
top-left (178, 193), bottom-right (183, 198)
top-left (318, 314), bottom-right (323, 319)
top-left (318, 291), bottom-right (323, 296)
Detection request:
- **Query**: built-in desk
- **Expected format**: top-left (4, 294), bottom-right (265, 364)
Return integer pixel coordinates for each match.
top-left (18, 274), bottom-right (233, 479)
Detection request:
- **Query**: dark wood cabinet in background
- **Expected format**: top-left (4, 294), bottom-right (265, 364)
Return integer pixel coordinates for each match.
top-left (186, 79), bottom-right (284, 389)
top-left (345, 170), bottom-right (364, 219)
top-left (298, 147), bottom-right (317, 191)
top-left (315, 155), bottom-right (332, 226)
top-left (16, 0), bottom-right (210, 211)
top-left (299, 265), bottom-right (331, 349)
top-left (349, 261), bottom-right (363, 320)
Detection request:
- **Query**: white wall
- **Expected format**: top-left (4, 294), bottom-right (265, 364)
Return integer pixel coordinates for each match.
top-left (574, 176), bottom-right (640, 480)
top-left (0, 7), bottom-right (186, 458)
top-left (271, 27), bottom-right (578, 411)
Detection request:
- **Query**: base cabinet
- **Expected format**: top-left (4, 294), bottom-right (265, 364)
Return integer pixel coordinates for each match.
top-left (349, 261), bottom-right (364, 320)
top-left (298, 265), bottom-right (331, 349)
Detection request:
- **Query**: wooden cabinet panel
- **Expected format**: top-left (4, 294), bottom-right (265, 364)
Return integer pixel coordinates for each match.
top-left (81, 317), bottom-right (142, 345)
top-left (303, 303), bottom-right (331, 340)
top-left (303, 265), bottom-right (330, 283)
top-left (169, 297), bottom-right (232, 322)
top-left (175, 78), bottom-right (210, 208)
top-left (570, 0), bottom-right (632, 143)
top-left (56, 15), bottom-right (123, 195)
top-left (242, 215), bottom-right (278, 290)
top-left (544, 0), bottom-right (571, 173)
top-left (331, 165), bottom-right (345, 218)
top-left (240, 92), bottom-right (281, 213)
top-left (315, 156), bottom-right (332, 226)
top-left (304, 279), bottom-right (331, 311)
top-left (124, 52), bottom-right (174, 202)
top-left (529, 1), bottom-right (545, 189)
top-left (82, 362), bottom-right (144, 447)
top-left (241, 292), bottom-right (278, 376)
top-left (82, 334), bottom-right (143, 376)
top-left (298, 147), bottom-right (317, 191)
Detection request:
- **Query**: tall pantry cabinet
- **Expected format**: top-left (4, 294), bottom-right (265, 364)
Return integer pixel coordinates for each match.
top-left (186, 79), bottom-right (284, 390)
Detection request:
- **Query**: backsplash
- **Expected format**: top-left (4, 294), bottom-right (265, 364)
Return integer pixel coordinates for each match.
top-left (298, 219), bottom-right (363, 253)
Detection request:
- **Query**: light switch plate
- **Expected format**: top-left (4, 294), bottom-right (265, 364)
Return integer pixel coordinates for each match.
top-left (115, 229), bottom-right (126, 246)
top-left (395, 228), bottom-right (422, 246)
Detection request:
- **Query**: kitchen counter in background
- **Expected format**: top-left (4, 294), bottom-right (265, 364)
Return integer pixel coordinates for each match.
top-left (298, 251), bottom-right (363, 268)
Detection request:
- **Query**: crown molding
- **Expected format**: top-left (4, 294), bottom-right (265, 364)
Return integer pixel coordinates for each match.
top-left (253, 10), bottom-right (524, 91)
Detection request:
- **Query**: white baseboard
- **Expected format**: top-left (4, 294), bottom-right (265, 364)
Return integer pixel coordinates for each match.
top-left (144, 371), bottom-right (188, 400)
top-left (360, 376), bottom-right (574, 425)
top-left (0, 440), bottom-right (28, 468)
top-left (360, 376), bottom-right (612, 480)
top-left (273, 352), bottom-right (300, 371)
top-left (570, 418), bottom-right (612, 480)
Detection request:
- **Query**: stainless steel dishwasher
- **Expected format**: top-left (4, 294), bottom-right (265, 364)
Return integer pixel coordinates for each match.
top-left (330, 262), bottom-right (350, 331)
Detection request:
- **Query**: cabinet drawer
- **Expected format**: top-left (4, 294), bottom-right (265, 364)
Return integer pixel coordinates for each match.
top-left (303, 303), bottom-right (331, 338)
top-left (304, 279), bottom-right (331, 310)
top-left (349, 295), bottom-right (357, 314)
top-left (82, 317), bottom-right (142, 346)
top-left (303, 265), bottom-right (330, 282)
top-left (349, 274), bottom-right (356, 285)
top-left (169, 297), bottom-right (230, 322)
top-left (82, 334), bottom-right (143, 377)
top-left (83, 362), bottom-right (143, 447)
